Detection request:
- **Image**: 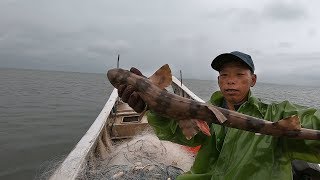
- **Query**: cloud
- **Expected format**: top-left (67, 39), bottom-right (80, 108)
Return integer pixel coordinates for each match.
top-left (253, 51), bottom-right (320, 86)
top-left (278, 42), bottom-right (293, 48)
top-left (262, 1), bottom-right (307, 21)
top-left (205, 8), bottom-right (261, 26)
top-left (307, 28), bottom-right (317, 37)
top-left (87, 40), bottom-right (130, 56)
top-left (0, 0), bottom-right (320, 86)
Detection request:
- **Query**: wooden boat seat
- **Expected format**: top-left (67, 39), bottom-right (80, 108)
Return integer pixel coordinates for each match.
top-left (109, 100), bottom-right (150, 139)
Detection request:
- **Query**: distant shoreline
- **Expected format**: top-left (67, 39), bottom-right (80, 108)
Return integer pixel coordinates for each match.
top-left (1, 67), bottom-right (319, 88)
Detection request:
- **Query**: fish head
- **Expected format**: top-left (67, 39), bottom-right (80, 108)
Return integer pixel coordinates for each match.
top-left (107, 68), bottom-right (130, 89)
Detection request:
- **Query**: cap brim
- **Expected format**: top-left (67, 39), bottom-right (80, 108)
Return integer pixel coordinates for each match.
top-left (211, 53), bottom-right (241, 71)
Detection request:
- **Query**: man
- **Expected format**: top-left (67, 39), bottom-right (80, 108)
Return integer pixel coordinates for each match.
top-left (118, 51), bottom-right (320, 179)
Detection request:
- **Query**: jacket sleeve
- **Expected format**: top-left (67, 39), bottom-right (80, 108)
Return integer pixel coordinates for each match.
top-left (279, 101), bottom-right (320, 163)
top-left (146, 110), bottom-right (206, 147)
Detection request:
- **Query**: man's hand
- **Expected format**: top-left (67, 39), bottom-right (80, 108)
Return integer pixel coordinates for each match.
top-left (117, 67), bottom-right (146, 113)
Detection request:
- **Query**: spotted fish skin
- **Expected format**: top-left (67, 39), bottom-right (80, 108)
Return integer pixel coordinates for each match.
top-left (107, 65), bottom-right (320, 140)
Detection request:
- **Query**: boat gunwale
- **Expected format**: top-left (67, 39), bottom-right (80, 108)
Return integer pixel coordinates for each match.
top-left (49, 89), bottom-right (119, 180)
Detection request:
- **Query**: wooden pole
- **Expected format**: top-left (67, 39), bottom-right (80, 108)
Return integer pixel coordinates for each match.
top-left (180, 70), bottom-right (183, 86)
top-left (117, 54), bottom-right (120, 68)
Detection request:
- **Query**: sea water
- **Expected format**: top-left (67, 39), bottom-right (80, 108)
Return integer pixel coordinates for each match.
top-left (0, 68), bottom-right (319, 179)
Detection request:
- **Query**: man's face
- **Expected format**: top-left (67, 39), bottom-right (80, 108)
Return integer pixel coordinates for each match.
top-left (218, 61), bottom-right (257, 105)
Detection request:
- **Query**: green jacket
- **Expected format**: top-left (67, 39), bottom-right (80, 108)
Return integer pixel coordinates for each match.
top-left (147, 91), bottom-right (320, 180)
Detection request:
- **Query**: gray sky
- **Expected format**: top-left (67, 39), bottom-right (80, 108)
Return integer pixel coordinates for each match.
top-left (1, 0), bottom-right (320, 86)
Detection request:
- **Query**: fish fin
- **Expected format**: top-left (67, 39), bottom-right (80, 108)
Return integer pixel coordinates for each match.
top-left (178, 119), bottom-right (199, 140)
top-left (178, 119), bottom-right (211, 140)
top-left (207, 105), bottom-right (227, 123)
top-left (276, 115), bottom-right (301, 130)
top-left (195, 120), bottom-right (211, 136)
top-left (148, 64), bottom-right (172, 89)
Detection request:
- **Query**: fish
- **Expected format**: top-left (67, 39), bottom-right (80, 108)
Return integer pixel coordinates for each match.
top-left (107, 64), bottom-right (320, 140)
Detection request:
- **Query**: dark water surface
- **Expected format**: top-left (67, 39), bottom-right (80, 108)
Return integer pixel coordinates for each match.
top-left (0, 68), bottom-right (112, 180)
top-left (0, 68), bottom-right (319, 179)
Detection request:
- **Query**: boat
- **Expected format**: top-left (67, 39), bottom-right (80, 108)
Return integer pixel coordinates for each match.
top-left (49, 74), bottom-right (320, 180)
top-left (49, 75), bottom-right (203, 179)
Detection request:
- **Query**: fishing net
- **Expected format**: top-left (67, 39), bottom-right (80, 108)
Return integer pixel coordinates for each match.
top-left (35, 156), bottom-right (66, 180)
top-left (78, 133), bottom-right (195, 180)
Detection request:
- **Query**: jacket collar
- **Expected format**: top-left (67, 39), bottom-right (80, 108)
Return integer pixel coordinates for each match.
top-left (209, 90), bottom-right (263, 115)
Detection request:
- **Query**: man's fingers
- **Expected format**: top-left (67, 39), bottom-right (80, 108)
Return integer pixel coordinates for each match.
top-left (133, 97), bottom-right (146, 113)
top-left (117, 67), bottom-right (146, 113)
top-left (118, 84), bottom-right (126, 97)
top-left (127, 92), bottom-right (139, 108)
top-left (128, 92), bottom-right (146, 113)
top-left (119, 67), bottom-right (142, 97)
top-left (121, 85), bottom-right (135, 103)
